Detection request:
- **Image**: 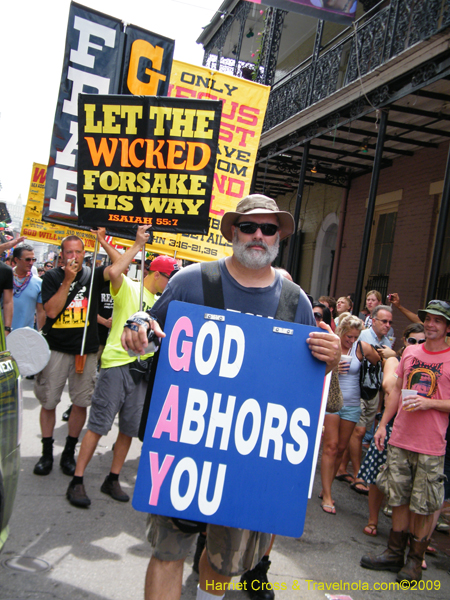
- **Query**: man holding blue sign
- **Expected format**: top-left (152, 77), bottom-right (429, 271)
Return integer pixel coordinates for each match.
top-left (122, 195), bottom-right (341, 600)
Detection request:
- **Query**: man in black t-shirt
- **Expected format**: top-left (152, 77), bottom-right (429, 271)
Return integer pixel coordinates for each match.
top-left (34, 232), bottom-right (117, 477)
top-left (0, 261), bottom-right (13, 335)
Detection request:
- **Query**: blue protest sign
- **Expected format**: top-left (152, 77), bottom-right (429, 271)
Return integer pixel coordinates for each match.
top-left (133, 301), bottom-right (326, 537)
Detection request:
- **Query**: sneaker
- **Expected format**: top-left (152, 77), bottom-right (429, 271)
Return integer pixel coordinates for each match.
top-left (100, 477), bottom-right (130, 502)
top-left (67, 483), bottom-right (91, 508)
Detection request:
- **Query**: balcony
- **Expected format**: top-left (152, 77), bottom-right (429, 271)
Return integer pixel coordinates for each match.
top-left (263, 1), bottom-right (450, 132)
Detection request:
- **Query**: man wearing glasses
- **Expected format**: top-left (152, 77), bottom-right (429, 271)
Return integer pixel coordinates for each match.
top-left (121, 195), bottom-right (341, 600)
top-left (67, 228), bottom-right (178, 508)
top-left (362, 299), bottom-right (450, 583)
top-left (11, 244), bottom-right (46, 331)
top-left (340, 304), bottom-right (395, 494)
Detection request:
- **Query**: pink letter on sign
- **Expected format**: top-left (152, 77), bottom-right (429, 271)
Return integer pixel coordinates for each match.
top-left (152, 384), bottom-right (179, 441)
top-left (168, 316), bottom-right (193, 371)
top-left (149, 452), bottom-right (175, 505)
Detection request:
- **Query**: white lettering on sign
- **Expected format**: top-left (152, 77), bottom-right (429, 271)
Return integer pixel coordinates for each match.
top-left (49, 15), bottom-right (117, 215)
top-left (148, 315), bottom-right (312, 517)
top-left (168, 317), bottom-right (245, 378)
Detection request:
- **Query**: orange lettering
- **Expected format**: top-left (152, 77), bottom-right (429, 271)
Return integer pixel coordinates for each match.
top-left (119, 138), bottom-right (131, 167)
top-left (186, 142), bottom-right (211, 171)
top-left (127, 40), bottom-right (167, 95)
top-left (145, 140), bottom-right (166, 169)
top-left (130, 139), bottom-right (145, 168)
top-left (85, 137), bottom-right (118, 167)
top-left (166, 140), bottom-right (186, 169)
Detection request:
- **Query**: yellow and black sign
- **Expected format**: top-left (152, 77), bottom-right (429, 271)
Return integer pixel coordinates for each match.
top-left (77, 95), bottom-right (222, 234)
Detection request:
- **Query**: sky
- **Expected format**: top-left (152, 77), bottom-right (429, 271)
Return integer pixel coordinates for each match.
top-left (0, 0), bottom-right (224, 209)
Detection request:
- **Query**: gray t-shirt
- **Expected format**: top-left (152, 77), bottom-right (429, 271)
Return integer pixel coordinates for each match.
top-left (150, 258), bottom-right (315, 328)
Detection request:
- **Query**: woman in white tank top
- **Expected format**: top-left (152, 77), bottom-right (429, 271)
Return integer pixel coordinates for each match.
top-left (320, 315), bottom-right (380, 514)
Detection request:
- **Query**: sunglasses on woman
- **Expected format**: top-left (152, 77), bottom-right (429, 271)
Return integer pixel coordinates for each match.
top-left (235, 222), bottom-right (279, 236)
top-left (406, 337), bottom-right (425, 345)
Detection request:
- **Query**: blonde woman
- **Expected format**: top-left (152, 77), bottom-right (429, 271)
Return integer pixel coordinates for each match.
top-left (320, 315), bottom-right (380, 514)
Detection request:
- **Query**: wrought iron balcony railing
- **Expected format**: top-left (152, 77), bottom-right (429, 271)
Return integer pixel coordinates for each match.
top-left (263, 0), bottom-right (450, 133)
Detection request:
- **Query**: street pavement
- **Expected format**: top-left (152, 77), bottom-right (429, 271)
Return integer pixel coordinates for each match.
top-left (1, 378), bottom-right (449, 600)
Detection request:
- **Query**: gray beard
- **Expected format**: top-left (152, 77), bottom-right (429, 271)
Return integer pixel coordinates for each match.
top-left (232, 231), bottom-right (280, 269)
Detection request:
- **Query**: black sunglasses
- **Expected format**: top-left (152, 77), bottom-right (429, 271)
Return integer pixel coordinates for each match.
top-left (406, 337), bottom-right (426, 345)
top-left (235, 222), bottom-right (279, 236)
top-left (22, 257), bottom-right (37, 262)
top-left (159, 272), bottom-right (170, 279)
top-left (313, 312), bottom-right (323, 320)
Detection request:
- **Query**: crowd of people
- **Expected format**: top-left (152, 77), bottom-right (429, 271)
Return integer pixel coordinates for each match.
top-left (1, 193), bottom-right (449, 599)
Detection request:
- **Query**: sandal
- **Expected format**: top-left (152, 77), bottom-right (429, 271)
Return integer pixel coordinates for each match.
top-left (350, 481), bottom-right (369, 495)
top-left (321, 504), bottom-right (336, 515)
top-left (363, 524), bottom-right (377, 537)
top-left (335, 472), bottom-right (354, 484)
top-left (318, 493), bottom-right (335, 504)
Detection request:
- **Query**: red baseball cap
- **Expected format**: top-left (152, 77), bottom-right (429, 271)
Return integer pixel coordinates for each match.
top-left (149, 255), bottom-right (179, 277)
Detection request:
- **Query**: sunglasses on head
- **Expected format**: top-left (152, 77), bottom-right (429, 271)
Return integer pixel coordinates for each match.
top-left (406, 337), bottom-right (425, 345)
top-left (235, 222), bottom-right (279, 236)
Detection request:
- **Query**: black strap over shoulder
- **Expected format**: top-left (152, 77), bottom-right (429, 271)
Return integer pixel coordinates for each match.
top-left (201, 261), bottom-right (225, 310)
top-left (275, 278), bottom-right (301, 323)
top-left (201, 261), bottom-right (301, 322)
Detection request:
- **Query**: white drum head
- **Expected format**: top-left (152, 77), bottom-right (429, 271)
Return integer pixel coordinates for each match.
top-left (6, 327), bottom-right (51, 377)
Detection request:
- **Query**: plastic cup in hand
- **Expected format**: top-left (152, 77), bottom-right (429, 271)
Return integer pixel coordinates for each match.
top-left (340, 355), bottom-right (351, 373)
top-left (402, 389), bottom-right (415, 411)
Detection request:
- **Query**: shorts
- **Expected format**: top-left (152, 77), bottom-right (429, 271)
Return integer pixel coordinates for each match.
top-left (357, 393), bottom-right (378, 429)
top-left (34, 350), bottom-right (97, 410)
top-left (146, 514), bottom-right (271, 577)
top-left (338, 404), bottom-right (361, 423)
top-left (376, 445), bottom-right (446, 515)
top-left (87, 364), bottom-right (147, 438)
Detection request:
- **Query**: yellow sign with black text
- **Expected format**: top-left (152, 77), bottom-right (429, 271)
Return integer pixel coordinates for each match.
top-left (136, 61), bottom-right (270, 262)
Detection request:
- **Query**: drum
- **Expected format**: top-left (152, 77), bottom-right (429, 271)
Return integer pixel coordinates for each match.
top-left (6, 327), bottom-right (51, 377)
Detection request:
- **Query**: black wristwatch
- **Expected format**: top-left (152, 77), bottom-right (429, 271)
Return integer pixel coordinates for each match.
top-left (4, 327), bottom-right (12, 332)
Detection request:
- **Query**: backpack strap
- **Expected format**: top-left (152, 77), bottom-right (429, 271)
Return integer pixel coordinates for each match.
top-left (275, 278), bottom-right (301, 323)
top-left (200, 261), bottom-right (301, 322)
top-left (201, 261), bottom-right (225, 310)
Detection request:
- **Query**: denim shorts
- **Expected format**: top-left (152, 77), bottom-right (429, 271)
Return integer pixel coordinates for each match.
top-left (338, 404), bottom-right (361, 423)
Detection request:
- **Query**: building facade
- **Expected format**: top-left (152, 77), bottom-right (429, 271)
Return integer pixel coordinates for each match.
top-left (198, 0), bottom-right (450, 339)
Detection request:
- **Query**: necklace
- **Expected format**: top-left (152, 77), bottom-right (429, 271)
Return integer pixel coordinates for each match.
top-left (13, 270), bottom-right (32, 297)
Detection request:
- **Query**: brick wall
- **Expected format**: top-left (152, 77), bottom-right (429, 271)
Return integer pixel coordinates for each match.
top-left (335, 141), bottom-right (449, 341)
